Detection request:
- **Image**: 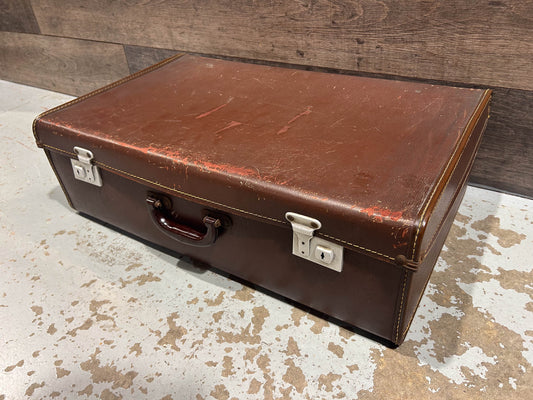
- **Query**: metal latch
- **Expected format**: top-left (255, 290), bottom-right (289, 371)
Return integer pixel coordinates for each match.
top-left (70, 147), bottom-right (102, 187)
top-left (285, 212), bottom-right (343, 272)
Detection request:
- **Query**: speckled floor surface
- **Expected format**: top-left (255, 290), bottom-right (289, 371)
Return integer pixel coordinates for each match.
top-left (0, 79), bottom-right (532, 399)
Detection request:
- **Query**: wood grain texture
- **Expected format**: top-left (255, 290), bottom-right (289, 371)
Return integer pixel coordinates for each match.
top-left (124, 45), bottom-right (178, 74)
top-left (470, 88), bottom-right (533, 198)
top-left (0, 0), bottom-right (40, 33)
top-left (31, 0), bottom-right (533, 90)
top-left (0, 32), bottom-right (130, 95)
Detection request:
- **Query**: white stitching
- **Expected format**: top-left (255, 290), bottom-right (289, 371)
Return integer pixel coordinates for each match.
top-left (395, 270), bottom-right (409, 343)
top-left (97, 160), bottom-right (286, 224)
top-left (418, 116), bottom-right (489, 260)
top-left (411, 90), bottom-right (491, 260)
top-left (41, 144), bottom-right (399, 261)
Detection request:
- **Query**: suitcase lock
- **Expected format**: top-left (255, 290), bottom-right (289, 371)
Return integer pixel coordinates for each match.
top-left (70, 147), bottom-right (102, 187)
top-left (285, 212), bottom-right (343, 272)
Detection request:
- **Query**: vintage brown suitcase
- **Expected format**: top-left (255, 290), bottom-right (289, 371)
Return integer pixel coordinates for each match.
top-left (33, 54), bottom-right (491, 346)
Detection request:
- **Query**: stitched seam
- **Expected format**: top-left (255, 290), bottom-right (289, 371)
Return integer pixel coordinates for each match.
top-left (421, 115), bottom-right (488, 259)
top-left (399, 95), bottom-right (489, 340)
top-left (318, 233), bottom-right (395, 261)
top-left (32, 53), bottom-right (186, 143)
top-left (41, 143), bottom-right (401, 260)
top-left (96, 160), bottom-right (286, 224)
top-left (97, 160), bottom-right (398, 260)
top-left (402, 269), bottom-right (434, 336)
top-left (418, 117), bottom-right (489, 260)
top-left (410, 90), bottom-right (491, 260)
top-left (395, 270), bottom-right (409, 343)
top-left (42, 144), bottom-right (76, 157)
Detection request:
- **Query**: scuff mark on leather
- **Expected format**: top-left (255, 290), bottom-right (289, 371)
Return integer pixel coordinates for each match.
top-left (214, 121), bottom-right (242, 135)
top-left (360, 206), bottom-right (403, 223)
top-left (195, 98), bottom-right (233, 119)
top-left (277, 106), bottom-right (312, 134)
top-left (198, 160), bottom-right (259, 177)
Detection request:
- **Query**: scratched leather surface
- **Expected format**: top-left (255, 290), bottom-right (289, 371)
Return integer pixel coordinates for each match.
top-left (34, 55), bottom-right (490, 263)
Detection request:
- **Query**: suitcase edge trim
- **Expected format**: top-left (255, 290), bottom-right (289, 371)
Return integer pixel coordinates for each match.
top-left (410, 89), bottom-right (492, 261)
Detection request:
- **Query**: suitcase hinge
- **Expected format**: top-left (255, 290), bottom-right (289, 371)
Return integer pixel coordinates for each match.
top-left (70, 146), bottom-right (102, 187)
top-left (285, 212), bottom-right (343, 272)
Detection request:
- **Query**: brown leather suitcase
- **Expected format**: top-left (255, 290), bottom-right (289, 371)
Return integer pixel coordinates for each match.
top-left (33, 54), bottom-right (491, 346)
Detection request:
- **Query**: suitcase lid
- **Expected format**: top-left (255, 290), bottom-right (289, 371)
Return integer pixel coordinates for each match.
top-left (34, 54), bottom-right (491, 269)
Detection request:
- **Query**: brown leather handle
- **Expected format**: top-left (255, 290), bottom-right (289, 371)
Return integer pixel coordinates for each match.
top-left (146, 195), bottom-right (221, 247)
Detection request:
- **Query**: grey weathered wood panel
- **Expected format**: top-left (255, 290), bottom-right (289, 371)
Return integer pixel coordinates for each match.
top-left (470, 88), bottom-right (533, 197)
top-left (0, 0), bottom-right (40, 34)
top-left (124, 45), bottom-right (178, 74)
top-left (31, 0), bottom-right (533, 90)
top-left (0, 32), bottom-right (130, 95)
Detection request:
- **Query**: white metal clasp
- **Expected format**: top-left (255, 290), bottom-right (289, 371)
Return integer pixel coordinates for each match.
top-left (71, 146), bottom-right (102, 187)
top-left (285, 212), bottom-right (343, 272)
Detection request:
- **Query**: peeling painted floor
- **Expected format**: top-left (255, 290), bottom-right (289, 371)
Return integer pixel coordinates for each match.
top-left (1, 79), bottom-right (532, 399)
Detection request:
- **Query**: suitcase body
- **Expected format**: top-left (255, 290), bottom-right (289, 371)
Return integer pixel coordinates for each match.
top-left (34, 54), bottom-right (491, 345)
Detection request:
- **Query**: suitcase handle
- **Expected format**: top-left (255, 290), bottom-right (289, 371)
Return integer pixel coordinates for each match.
top-left (146, 195), bottom-right (221, 247)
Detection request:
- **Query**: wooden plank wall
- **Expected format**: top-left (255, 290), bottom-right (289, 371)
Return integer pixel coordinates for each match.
top-left (1, 0), bottom-right (531, 198)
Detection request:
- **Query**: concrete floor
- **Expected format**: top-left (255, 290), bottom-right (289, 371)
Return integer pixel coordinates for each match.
top-left (0, 79), bottom-right (532, 399)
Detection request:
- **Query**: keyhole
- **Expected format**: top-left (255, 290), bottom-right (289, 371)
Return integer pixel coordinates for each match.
top-left (321, 252), bottom-right (325, 260)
